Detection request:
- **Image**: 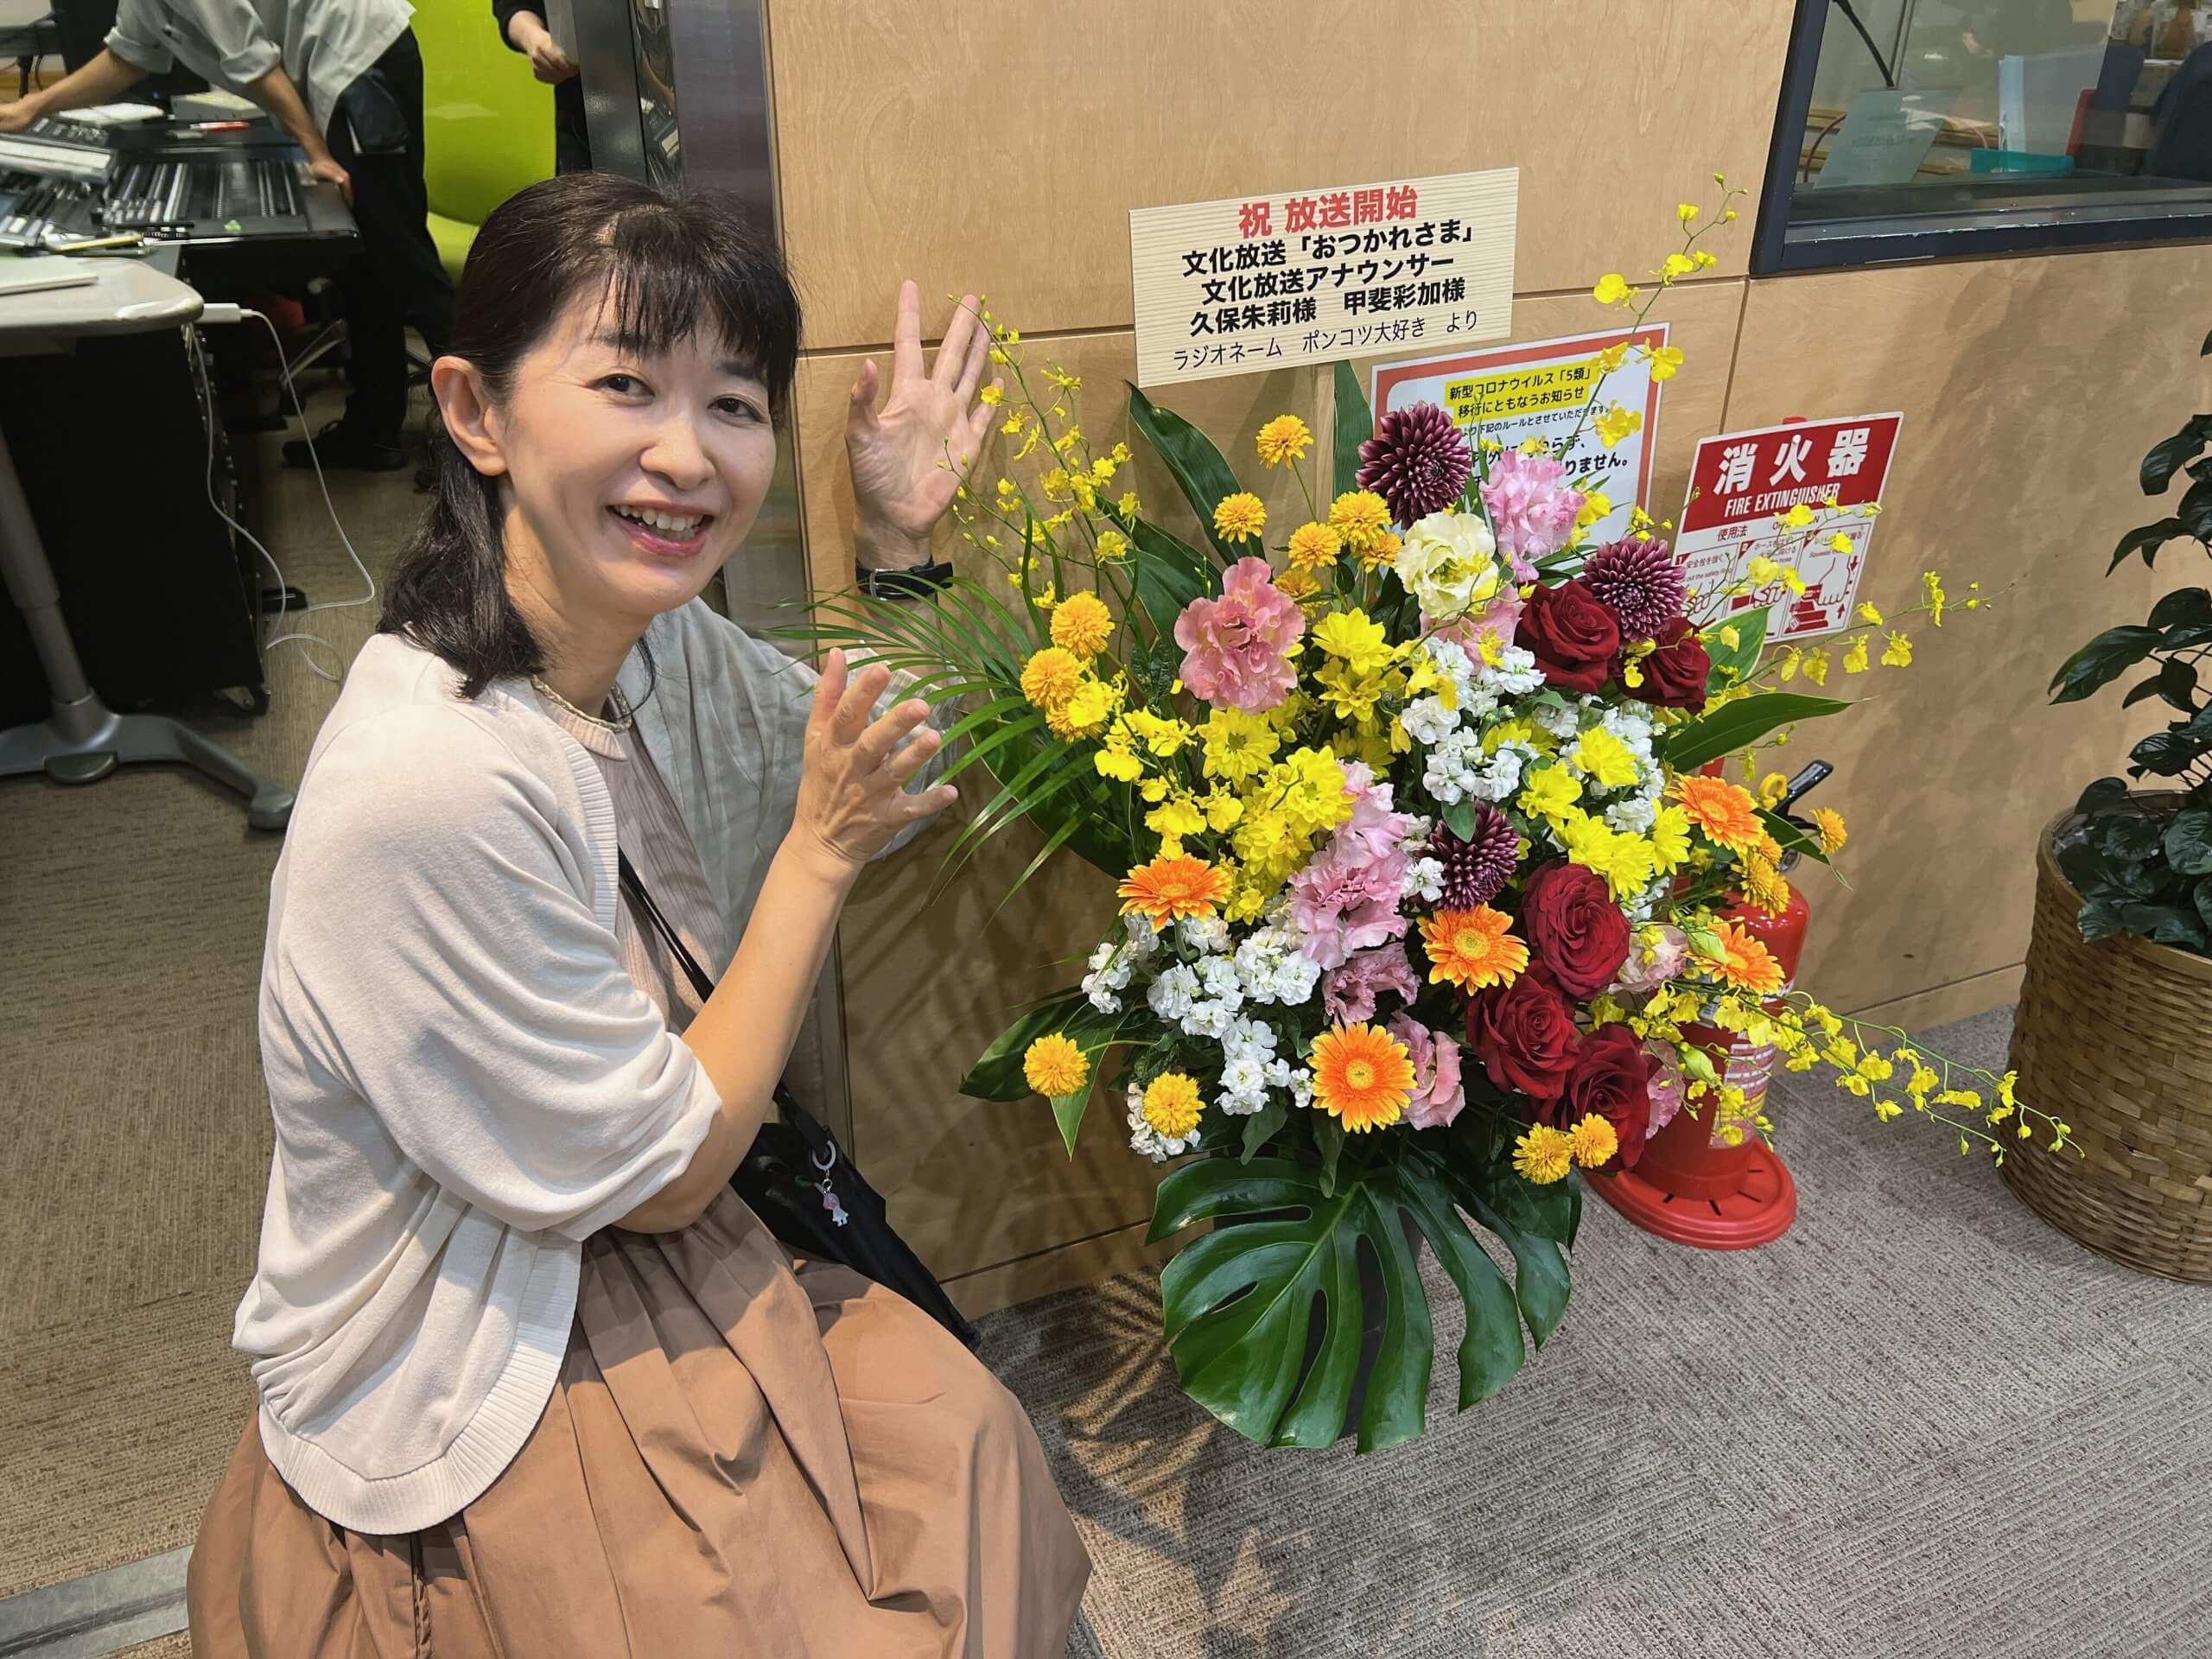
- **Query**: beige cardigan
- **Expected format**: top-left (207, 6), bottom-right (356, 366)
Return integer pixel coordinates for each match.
top-left (235, 601), bottom-right (855, 1533)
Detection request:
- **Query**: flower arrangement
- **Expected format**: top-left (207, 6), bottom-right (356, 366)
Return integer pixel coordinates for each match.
top-left (803, 185), bottom-right (2073, 1449)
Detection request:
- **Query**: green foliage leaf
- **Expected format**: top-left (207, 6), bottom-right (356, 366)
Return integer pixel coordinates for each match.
top-left (1759, 807), bottom-right (1831, 867)
top-left (1127, 383), bottom-right (1245, 564)
top-left (1662, 692), bottom-right (1850, 772)
top-left (2075, 776), bottom-right (2132, 817)
top-left (1441, 799), bottom-right (1479, 842)
top-left (2131, 728), bottom-right (2212, 777)
top-left (1148, 1154), bottom-right (1553, 1451)
top-left (2110, 518), bottom-right (2190, 574)
top-left (2077, 899), bottom-right (2128, 941)
top-left (2179, 476), bottom-right (2212, 542)
top-left (2196, 875), bottom-right (2212, 931)
top-left (1702, 605), bottom-right (1770, 691)
top-left (1120, 512), bottom-right (1215, 645)
top-left (2141, 414), bottom-right (2212, 496)
top-left (1239, 1102), bottom-right (1288, 1163)
top-left (2120, 902), bottom-right (2208, 950)
top-left (1334, 359), bottom-right (1374, 496)
top-left (2050, 626), bottom-right (2165, 704)
top-left (2165, 808), bottom-right (2212, 876)
top-left (2149, 586), bottom-right (2212, 633)
top-left (2100, 810), bottom-right (2166, 861)
top-left (2056, 838), bottom-right (2112, 895)
top-left (1457, 1166), bottom-right (1571, 1348)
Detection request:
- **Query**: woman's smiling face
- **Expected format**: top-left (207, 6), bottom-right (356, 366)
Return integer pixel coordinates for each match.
top-left (486, 285), bottom-right (779, 627)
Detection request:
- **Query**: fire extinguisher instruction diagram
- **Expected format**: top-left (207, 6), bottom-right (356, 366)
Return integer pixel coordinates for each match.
top-left (1675, 413), bottom-right (1904, 644)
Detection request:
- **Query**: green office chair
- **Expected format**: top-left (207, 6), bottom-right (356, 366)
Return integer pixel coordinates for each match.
top-left (415, 0), bottom-right (556, 287)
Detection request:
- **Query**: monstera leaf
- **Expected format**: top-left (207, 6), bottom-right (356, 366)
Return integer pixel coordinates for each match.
top-left (1147, 1150), bottom-right (1570, 1451)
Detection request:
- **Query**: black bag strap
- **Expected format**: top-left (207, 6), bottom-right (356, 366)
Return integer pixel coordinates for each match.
top-left (617, 849), bottom-right (717, 1002)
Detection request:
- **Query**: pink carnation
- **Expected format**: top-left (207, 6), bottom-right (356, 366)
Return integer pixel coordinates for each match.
top-left (1479, 450), bottom-right (1585, 573)
top-left (1174, 556), bottom-right (1305, 712)
top-left (1290, 840), bottom-right (1408, 969)
top-left (1389, 1014), bottom-right (1467, 1131)
top-left (1612, 925), bottom-right (1689, 994)
top-left (1644, 1041), bottom-right (1687, 1134)
top-left (1430, 589), bottom-right (1523, 658)
top-left (1338, 762), bottom-right (1420, 864)
top-left (1323, 941), bottom-right (1421, 1024)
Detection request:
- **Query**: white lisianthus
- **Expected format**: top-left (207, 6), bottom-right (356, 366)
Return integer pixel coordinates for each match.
top-left (1395, 510), bottom-right (1502, 620)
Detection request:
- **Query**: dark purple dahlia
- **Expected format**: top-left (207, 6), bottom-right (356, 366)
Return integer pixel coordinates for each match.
top-left (1581, 536), bottom-right (1688, 640)
top-left (1357, 403), bottom-right (1474, 527)
top-left (1433, 804), bottom-right (1519, 910)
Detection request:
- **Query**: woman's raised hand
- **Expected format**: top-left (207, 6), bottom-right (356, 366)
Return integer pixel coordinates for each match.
top-left (844, 282), bottom-right (1001, 563)
top-left (789, 649), bottom-right (957, 878)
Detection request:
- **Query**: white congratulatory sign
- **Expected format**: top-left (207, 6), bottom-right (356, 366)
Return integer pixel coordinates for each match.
top-left (1128, 168), bottom-right (1517, 388)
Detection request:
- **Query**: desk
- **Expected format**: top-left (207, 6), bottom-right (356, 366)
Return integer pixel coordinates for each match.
top-left (0, 256), bottom-right (292, 828)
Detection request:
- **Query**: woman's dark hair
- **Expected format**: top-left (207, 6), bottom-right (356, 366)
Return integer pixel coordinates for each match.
top-left (379, 174), bottom-right (803, 696)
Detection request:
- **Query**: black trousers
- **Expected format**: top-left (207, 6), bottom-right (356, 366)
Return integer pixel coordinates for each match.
top-left (326, 27), bottom-right (454, 442)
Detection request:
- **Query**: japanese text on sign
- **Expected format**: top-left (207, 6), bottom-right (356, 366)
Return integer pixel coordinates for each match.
top-left (1129, 169), bottom-right (1516, 387)
top-left (1370, 327), bottom-right (1669, 551)
top-left (1675, 413), bottom-right (1904, 644)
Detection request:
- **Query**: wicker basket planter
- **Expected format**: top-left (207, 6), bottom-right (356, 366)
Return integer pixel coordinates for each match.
top-left (2005, 810), bottom-right (2212, 1282)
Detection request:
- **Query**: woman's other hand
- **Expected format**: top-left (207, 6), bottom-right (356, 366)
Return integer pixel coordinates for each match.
top-left (506, 11), bottom-right (580, 83)
top-left (846, 282), bottom-right (1001, 569)
top-left (789, 649), bottom-right (956, 878)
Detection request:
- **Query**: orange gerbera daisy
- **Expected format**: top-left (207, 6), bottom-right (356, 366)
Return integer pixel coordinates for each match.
top-left (1674, 772), bottom-right (1765, 853)
top-left (1309, 1022), bottom-right (1415, 1132)
top-left (1117, 855), bottom-right (1230, 930)
top-left (1419, 906), bottom-right (1529, 990)
top-left (1713, 921), bottom-right (1787, 996)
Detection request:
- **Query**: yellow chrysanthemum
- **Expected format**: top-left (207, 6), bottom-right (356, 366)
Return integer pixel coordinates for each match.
top-left (1674, 773), bottom-right (1764, 854)
top-left (1310, 607), bottom-right (1393, 675)
top-left (1520, 766), bottom-right (1584, 823)
top-left (1649, 804), bottom-right (1693, 873)
top-left (1117, 854), bottom-right (1230, 930)
top-left (1050, 591), bottom-right (1115, 658)
top-left (1023, 1033), bottom-right (1089, 1099)
top-left (1738, 852), bottom-right (1789, 917)
top-left (1200, 707), bottom-right (1281, 782)
top-left (1357, 529), bottom-right (1402, 573)
top-left (1141, 1072), bottom-right (1204, 1140)
top-left (1213, 492), bottom-right (1267, 544)
top-left (1327, 490), bottom-right (1392, 555)
top-left (1019, 646), bottom-right (1084, 711)
top-left (1569, 1112), bottom-right (1618, 1168)
top-left (1309, 1023), bottom-right (1414, 1133)
top-left (1811, 807), bottom-right (1848, 854)
top-left (1420, 907), bottom-right (1529, 990)
top-left (1513, 1123), bottom-right (1575, 1185)
top-left (1572, 728), bottom-right (1641, 790)
top-left (1274, 567), bottom-right (1322, 601)
top-left (1287, 521), bottom-right (1344, 570)
top-left (1255, 414), bottom-right (1313, 468)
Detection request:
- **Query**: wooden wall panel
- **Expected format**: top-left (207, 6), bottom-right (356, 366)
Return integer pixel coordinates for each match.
top-left (1720, 245), bottom-right (2210, 1017)
top-left (767, 0), bottom-right (1795, 348)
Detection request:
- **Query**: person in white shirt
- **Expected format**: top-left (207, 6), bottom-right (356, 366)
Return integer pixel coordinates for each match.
top-left (0, 0), bottom-right (454, 473)
top-left (181, 172), bottom-right (1090, 1656)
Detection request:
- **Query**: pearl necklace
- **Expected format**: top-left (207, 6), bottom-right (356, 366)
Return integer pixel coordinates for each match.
top-left (532, 676), bottom-right (635, 734)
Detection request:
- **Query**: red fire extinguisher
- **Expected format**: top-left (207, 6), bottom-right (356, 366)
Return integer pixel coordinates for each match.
top-left (1592, 760), bottom-right (1831, 1249)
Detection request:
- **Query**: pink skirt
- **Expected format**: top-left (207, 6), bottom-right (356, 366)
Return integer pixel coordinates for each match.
top-left (186, 1190), bottom-right (1090, 1656)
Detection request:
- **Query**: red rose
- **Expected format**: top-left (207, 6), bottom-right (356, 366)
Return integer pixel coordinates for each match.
top-left (1520, 860), bottom-right (1632, 999)
top-left (1630, 616), bottom-right (1711, 712)
top-left (1518, 579), bottom-right (1621, 693)
top-left (1465, 968), bottom-right (1582, 1102)
top-left (1551, 1024), bottom-right (1657, 1170)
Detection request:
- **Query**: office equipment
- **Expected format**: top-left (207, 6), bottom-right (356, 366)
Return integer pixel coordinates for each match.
top-left (0, 257), bottom-right (291, 828)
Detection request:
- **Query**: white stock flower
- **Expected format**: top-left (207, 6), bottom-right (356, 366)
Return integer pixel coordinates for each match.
top-left (1147, 963), bottom-right (1198, 1022)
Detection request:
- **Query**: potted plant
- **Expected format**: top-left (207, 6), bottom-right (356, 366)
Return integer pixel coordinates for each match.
top-left (2012, 333), bottom-right (2212, 1283)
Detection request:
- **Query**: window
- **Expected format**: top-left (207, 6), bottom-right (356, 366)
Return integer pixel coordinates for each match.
top-left (1754, 1), bottom-right (2212, 270)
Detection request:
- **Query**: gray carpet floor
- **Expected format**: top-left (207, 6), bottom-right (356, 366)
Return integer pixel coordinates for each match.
top-left (3, 381), bottom-right (2206, 1657)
